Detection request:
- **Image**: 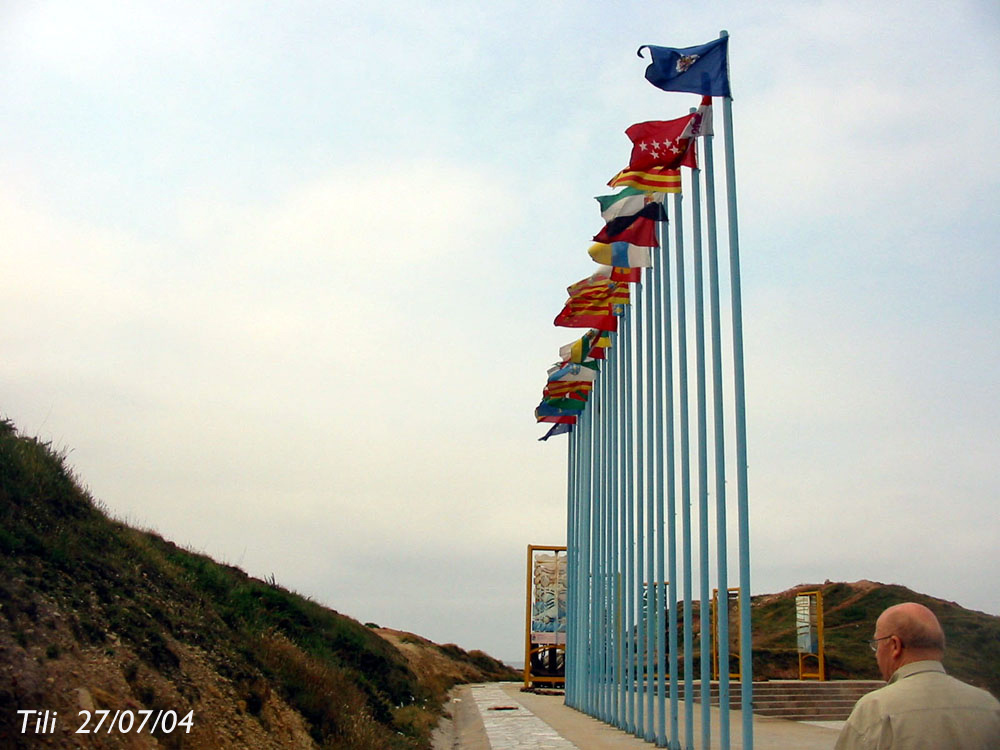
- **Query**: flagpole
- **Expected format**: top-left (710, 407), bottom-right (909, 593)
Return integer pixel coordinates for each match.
top-left (613, 323), bottom-right (624, 727)
top-left (585, 404), bottom-right (597, 715)
top-left (673, 187), bottom-right (695, 750)
top-left (577, 406), bottom-right (593, 711)
top-left (618, 311), bottom-right (630, 728)
top-left (690, 121), bottom-right (713, 750)
top-left (658, 209), bottom-right (674, 749)
top-left (703, 91), bottom-right (731, 750)
top-left (647, 243), bottom-right (659, 744)
top-left (572, 424), bottom-right (580, 706)
top-left (623, 308), bottom-right (636, 734)
top-left (572, 410), bottom-right (581, 709)
top-left (608, 331), bottom-right (618, 725)
top-left (597, 368), bottom-right (608, 721)
top-left (634, 273), bottom-right (647, 739)
top-left (598, 363), bottom-right (608, 722)
top-left (719, 30), bottom-right (753, 748)
top-left (589, 379), bottom-right (599, 716)
top-left (607, 356), bottom-right (616, 725)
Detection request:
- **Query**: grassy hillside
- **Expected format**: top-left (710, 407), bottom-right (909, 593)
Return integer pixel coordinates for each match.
top-left (0, 419), bottom-right (516, 749)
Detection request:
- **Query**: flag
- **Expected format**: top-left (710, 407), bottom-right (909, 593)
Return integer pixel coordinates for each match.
top-left (541, 396), bottom-right (586, 412)
top-left (611, 266), bottom-right (642, 283)
top-left (608, 167), bottom-right (681, 193)
top-left (593, 214), bottom-right (659, 246)
top-left (596, 204), bottom-right (666, 241)
top-left (537, 414), bottom-right (577, 424)
top-left (544, 380), bottom-right (593, 400)
top-left (547, 360), bottom-right (599, 383)
top-left (594, 189), bottom-right (666, 242)
top-left (559, 329), bottom-right (611, 364)
top-left (554, 305), bottom-right (617, 331)
top-left (559, 331), bottom-right (598, 364)
top-left (637, 37), bottom-right (731, 97)
top-left (535, 402), bottom-right (579, 424)
top-left (626, 114), bottom-right (699, 171)
top-left (689, 95), bottom-right (714, 137)
top-left (607, 283), bottom-right (630, 306)
top-left (595, 188), bottom-right (664, 223)
top-left (539, 422), bottom-right (572, 441)
top-left (555, 272), bottom-right (627, 330)
top-left (589, 241), bottom-right (652, 269)
top-left (567, 267), bottom-right (612, 297)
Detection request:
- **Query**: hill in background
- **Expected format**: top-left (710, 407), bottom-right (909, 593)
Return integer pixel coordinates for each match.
top-left (0, 420), bottom-right (516, 749)
top-left (750, 579), bottom-right (1000, 695)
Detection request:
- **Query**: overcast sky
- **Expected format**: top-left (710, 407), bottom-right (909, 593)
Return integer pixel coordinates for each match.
top-left (2, 1), bottom-right (998, 663)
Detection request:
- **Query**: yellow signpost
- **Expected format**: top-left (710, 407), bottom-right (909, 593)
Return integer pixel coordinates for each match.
top-left (796, 590), bottom-right (825, 680)
top-left (711, 587), bottom-right (742, 681)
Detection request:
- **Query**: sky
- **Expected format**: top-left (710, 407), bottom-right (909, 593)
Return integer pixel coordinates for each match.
top-left (2, 1), bottom-right (998, 664)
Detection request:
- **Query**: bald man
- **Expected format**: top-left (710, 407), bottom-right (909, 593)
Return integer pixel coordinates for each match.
top-left (835, 602), bottom-right (1000, 749)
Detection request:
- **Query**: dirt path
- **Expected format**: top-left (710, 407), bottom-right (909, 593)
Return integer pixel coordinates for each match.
top-left (431, 684), bottom-right (490, 750)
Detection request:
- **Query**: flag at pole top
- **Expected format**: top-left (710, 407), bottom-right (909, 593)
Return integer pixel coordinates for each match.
top-left (638, 36), bottom-right (731, 97)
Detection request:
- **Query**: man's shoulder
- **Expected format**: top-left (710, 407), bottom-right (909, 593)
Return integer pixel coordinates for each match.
top-left (851, 664), bottom-right (998, 715)
top-left (838, 668), bottom-right (1000, 750)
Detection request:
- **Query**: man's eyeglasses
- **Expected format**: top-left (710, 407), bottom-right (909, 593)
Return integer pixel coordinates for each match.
top-left (867, 635), bottom-right (895, 652)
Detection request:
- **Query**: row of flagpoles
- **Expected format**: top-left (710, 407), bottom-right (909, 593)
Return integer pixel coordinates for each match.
top-left (534, 34), bottom-right (753, 750)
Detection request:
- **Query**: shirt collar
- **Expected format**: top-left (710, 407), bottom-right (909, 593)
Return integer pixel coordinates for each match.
top-left (889, 660), bottom-right (946, 684)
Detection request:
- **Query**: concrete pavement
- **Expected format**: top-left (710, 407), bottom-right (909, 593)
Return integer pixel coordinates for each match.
top-left (433, 682), bottom-right (845, 750)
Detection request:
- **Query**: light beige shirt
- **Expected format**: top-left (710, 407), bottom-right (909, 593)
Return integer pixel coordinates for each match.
top-left (835, 660), bottom-right (1000, 750)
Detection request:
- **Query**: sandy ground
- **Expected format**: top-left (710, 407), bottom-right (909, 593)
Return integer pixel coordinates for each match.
top-left (431, 684), bottom-right (490, 750)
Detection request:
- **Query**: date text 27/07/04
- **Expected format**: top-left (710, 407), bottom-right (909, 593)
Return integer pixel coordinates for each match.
top-left (17, 709), bottom-right (195, 735)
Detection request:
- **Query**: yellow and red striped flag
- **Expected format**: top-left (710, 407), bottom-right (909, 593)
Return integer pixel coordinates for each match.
top-left (608, 166), bottom-right (681, 193)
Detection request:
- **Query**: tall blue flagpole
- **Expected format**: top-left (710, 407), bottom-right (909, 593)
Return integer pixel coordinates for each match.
top-left (609, 328), bottom-right (620, 725)
top-left (604, 332), bottom-right (613, 723)
top-left (573, 413), bottom-right (585, 708)
top-left (598, 362), bottom-right (609, 722)
top-left (618, 311), bottom-right (630, 727)
top-left (582, 408), bottom-right (590, 710)
top-left (645, 245), bottom-right (657, 743)
top-left (719, 30), bottom-right (753, 750)
top-left (634, 273), bottom-right (647, 739)
top-left (673, 189), bottom-right (695, 750)
top-left (589, 380), bottom-right (602, 716)
top-left (623, 304), bottom-right (636, 734)
top-left (585, 403), bottom-right (596, 715)
top-left (572, 426), bottom-right (580, 706)
top-left (658, 210), bottom-right (674, 749)
top-left (597, 373), bottom-right (608, 721)
top-left (690, 120), bottom-right (713, 750)
top-left (703, 91), bottom-right (731, 750)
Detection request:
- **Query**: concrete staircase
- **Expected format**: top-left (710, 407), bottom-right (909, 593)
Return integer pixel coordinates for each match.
top-left (678, 680), bottom-right (885, 721)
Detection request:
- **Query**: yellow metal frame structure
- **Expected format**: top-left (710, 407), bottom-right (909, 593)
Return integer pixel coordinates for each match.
top-left (524, 545), bottom-right (567, 689)
top-left (711, 587), bottom-right (742, 681)
top-left (796, 590), bottom-right (826, 681)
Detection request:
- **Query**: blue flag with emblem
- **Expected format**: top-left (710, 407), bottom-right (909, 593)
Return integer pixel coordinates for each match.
top-left (638, 37), bottom-right (731, 97)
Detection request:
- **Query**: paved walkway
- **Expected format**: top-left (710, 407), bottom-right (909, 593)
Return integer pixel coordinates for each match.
top-left (435, 682), bottom-right (846, 750)
top-left (469, 684), bottom-right (579, 749)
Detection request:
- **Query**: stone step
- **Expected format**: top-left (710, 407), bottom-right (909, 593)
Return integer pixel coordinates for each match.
top-left (663, 680), bottom-right (885, 721)
top-left (754, 705), bottom-right (857, 719)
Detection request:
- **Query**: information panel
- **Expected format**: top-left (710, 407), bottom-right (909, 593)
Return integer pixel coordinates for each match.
top-left (524, 545), bottom-right (567, 687)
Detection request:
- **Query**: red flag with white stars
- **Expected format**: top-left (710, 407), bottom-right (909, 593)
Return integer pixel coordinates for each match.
top-left (625, 97), bottom-right (711, 171)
